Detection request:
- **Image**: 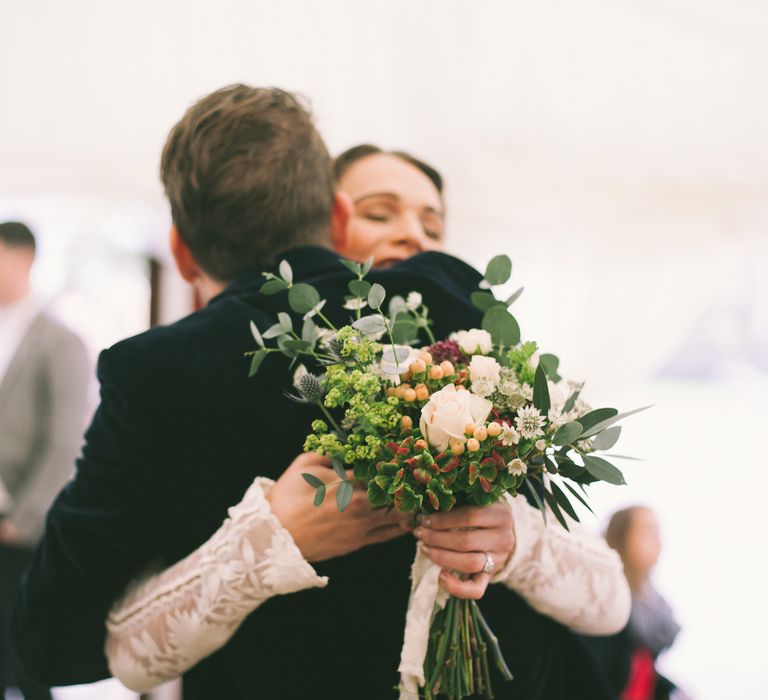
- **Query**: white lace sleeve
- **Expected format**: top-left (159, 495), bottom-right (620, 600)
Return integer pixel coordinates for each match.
top-left (104, 477), bottom-right (328, 692)
top-left (490, 493), bottom-right (631, 636)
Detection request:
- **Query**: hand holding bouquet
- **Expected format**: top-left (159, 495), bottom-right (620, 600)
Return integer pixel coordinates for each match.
top-left (248, 255), bottom-right (646, 699)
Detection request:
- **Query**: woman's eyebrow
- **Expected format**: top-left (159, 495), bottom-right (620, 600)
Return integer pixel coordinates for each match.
top-left (353, 192), bottom-right (400, 205)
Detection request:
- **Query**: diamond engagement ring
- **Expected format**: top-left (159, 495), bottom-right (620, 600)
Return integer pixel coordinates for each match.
top-left (482, 552), bottom-right (495, 574)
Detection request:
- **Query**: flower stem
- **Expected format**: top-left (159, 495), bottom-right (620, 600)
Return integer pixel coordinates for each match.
top-left (316, 401), bottom-right (345, 438)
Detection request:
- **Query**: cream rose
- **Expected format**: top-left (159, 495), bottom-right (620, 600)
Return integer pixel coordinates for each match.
top-left (469, 355), bottom-right (501, 384)
top-left (419, 384), bottom-right (493, 452)
top-left (454, 329), bottom-right (493, 355)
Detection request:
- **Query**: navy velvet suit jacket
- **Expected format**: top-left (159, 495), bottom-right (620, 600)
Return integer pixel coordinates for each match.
top-left (12, 247), bottom-right (609, 700)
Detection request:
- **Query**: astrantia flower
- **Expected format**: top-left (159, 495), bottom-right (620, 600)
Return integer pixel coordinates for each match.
top-left (343, 298), bottom-right (368, 311)
top-left (499, 425), bottom-right (520, 446)
top-left (498, 375), bottom-right (520, 397)
top-left (471, 377), bottom-right (495, 398)
top-left (520, 384), bottom-right (534, 401)
top-left (507, 458), bottom-right (527, 476)
top-left (577, 439), bottom-right (594, 453)
top-left (515, 405), bottom-right (546, 439)
top-left (406, 291), bottom-right (423, 310)
top-left (547, 408), bottom-right (571, 431)
top-left (535, 439), bottom-right (547, 451)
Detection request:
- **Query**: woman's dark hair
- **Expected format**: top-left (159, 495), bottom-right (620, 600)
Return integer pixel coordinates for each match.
top-left (333, 144), bottom-right (444, 195)
top-left (0, 222), bottom-right (36, 251)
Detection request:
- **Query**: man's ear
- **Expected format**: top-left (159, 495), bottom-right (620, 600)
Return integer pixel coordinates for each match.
top-left (330, 190), bottom-right (352, 252)
top-left (169, 226), bottom-right (199, 283)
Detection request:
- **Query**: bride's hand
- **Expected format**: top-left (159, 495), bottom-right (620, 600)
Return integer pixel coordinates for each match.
top-left (411, 502), bottom-right (516, 599)
top-left (267, 452), bottom-right (407, 563)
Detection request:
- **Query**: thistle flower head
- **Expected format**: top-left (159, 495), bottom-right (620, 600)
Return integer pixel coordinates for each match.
top-left (297, 373), bottom-right (324, 403)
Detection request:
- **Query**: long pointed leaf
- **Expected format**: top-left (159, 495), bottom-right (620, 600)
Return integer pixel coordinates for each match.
top-left (582, 405), bottom-right (654, 438)
top-left (541, 487), bottom-right (570, 531)
top-left (563, 481), bottom-right (595, 514)
top-left (550, 480), bottom-right (579, 522)
top-left (523, 478), bottom-right (547, 525)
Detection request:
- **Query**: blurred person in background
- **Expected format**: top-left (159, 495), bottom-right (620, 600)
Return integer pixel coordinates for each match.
top-left (586, 506), bottom-right (690, 700)
top-left (0, 222), bottom-right (91, 699)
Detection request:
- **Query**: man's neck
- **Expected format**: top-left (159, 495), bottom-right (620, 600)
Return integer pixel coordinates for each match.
top-left (193, 276), bottom-right (227, 306)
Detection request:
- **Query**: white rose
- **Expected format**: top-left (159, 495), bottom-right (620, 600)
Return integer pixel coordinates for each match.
top-left (419, 384), bottom-right (493, 452)
top-left (455, 329), bottom-right (493, 355)
top-left (469, 355), bottom-right (501, 384)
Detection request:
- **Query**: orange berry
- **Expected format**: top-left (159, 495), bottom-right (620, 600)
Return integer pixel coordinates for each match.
top-left (401, 415), bottom-right (413, 430)
top-left (420, 351), bottom-right (434, 365)
top-left (415, 386), bottom-right (430, 401)
top-left (487, 421), bottom-right (502, 437)
top-left (473, 426), bottom-right (489, 442)
top-left (464, 423), bottom-right (476, 436)
top-left (403, 388), bottom-right (417, 402)
top-left (386, 387), bottom-right (397, 398)
top-left (410, 359), bottom-right (427, 374)
top-left (440, 361), bottom-right (455, 376)
top-left (450, 439), bottom-right (466, 456)
top-left (466, 438), bottom-right (481, 453)
top-left (400, 371), bottom-right (412, 383)
top-left (429, 365), bottom-right (444, 380)
top-left (394, 385), bottom-right (406, 399)
top-left (415, 439), bottom-right (428, 451)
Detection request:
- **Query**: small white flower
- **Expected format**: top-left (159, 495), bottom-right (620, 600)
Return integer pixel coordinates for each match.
top-left (471, 377), bottom-right (495, 397)
top-left (535, 438), bottom-right (548, 451)
top-left (577, 439), bottom-right (594, 453)
top-left (506, 392), bottom-right (528, 411)
top-left (316, 327), bottom-right (336, 349)
top-left (507, 458), bottom-right (527, 476)
top-left (455, 329), bottom-right (493, 355)
top-left (343, 298), bottom-right (368, 311)
top-left (547, 408), bottom-right (570, 431)
top-left (499, 425), bottom-right (520, 446)
top-left (406, 291), bottom-right (423, 311)
top-left (498, 377), bottom-right (519, 397)
top-left (515, 405), bottom-right (546, 439)
top-left (520, 384), bottom-right (534, 401)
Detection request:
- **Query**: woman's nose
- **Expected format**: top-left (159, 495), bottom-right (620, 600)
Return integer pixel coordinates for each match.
top-left (393, 214), bottom-right (428, 250)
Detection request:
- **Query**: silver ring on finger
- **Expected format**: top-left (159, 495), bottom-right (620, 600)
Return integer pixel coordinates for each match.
top-left (481, 551), bottom-right (495, 574)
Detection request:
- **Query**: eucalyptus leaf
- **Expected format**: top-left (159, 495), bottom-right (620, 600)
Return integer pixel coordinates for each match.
top-left (262, 323), bottom-right (287, 340)
top-left (288, 283), bottom-right (321, 314)
top-left (471, 291), bottom-right (504, 311)
top-left (563, 388), bottom-right (582, 413)
top-left (313, 484), bottom-right (326, 507)
top-left (278, 260), bottom-right (293, 285)
top-left (581, 405), bottom-right (653, 438)
top-left (348, 279), bottom-right (372, 298)
top-left (302, 319), bottom-right (318, 345)
top-left (539, 353), bottom-right (562, 382)
top-left (388, 295), bottom-right (408, 316)
top-left (591, 426), bottom-right (622, 451)
top-left (340, 258), bottom-right (361, 275)
top-left (368, 283), bottom-right (386, 310)
top-left (352, 315), bottom-right (386, 335)
top-left (302, 473), bottom-right (325, 488)
top-left (331, 458), bottom-right (347, 480)
top-left (484, 255), bottom-right (512, 286)
top-left (282, 339), bottom-right (311, 353)
top-left (553, 421), bottom-right (583, 446)
top-left (481, 306), bottom-right (520, 346)
top-left (249, 321), bottom-right (264, 347)
top-left (577, 408), bottom-right (619, 435)
top-left (541, 487), bottom-right (570, 531)
top-left (533, 364), bottom-right (551, 415)
top-left (550, 481), bottom-right (579, 521)
top-left (506, 287), bottom-right (524, 306)
top-left (260, 279), bottom-right (288, 295)
top-left (336, 480), bottom-right (354, 512)
top-left (563, 481), bottom-right (595, 514)
top-left (277, 312), bottom-right (293, 333)
top-left (362, 256), bottom-right (374, 275)
top-left (583, 455), bottom-right (626, 485)
top-left (391, 317), bottom-right (419, 344)
top-left (248, 349), bottom-right (268, 377)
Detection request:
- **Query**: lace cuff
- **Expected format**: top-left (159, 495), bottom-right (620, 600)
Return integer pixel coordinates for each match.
top-left (105, 477), bottom-right (327, 692)
top-left (491, 492), bottom-right (630, 636)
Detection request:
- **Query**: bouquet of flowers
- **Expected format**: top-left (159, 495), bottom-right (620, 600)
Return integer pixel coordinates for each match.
top-left (248, 254), bottom-right (646, 699)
